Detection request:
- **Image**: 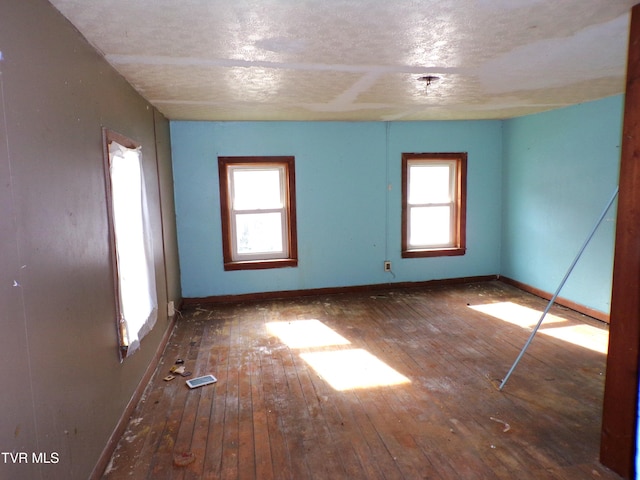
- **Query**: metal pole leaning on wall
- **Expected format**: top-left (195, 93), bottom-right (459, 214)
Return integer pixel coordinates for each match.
top-left (499, 186), bottom-right (619, 391)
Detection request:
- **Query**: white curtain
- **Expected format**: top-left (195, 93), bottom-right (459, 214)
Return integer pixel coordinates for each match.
top-left (108, 141), bottom-right (157, 355)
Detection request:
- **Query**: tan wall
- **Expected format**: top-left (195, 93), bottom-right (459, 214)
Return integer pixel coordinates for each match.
top-left (0, 0), bottom-right (180, 478)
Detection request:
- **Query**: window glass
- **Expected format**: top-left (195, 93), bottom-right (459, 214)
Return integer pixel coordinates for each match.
top-left (408, 164), bottom-right (452, 204)
top-left (232, 168), bottom-right (283, 210)
top-left (235, 212), bottom-right (284, 255)
top-left (104, 130), bottom-right (158, 358)
top-left (409, 205), bottom-right (452, 247)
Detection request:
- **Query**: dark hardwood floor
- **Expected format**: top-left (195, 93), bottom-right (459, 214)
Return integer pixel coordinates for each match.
top-left (102, 280), bottom-right (621, 479)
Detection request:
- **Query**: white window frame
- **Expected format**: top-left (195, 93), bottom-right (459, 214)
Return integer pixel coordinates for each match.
top-left (228, 164), bottom-right (289, 262)
top-left (406, 159), bottom-right (457, 249)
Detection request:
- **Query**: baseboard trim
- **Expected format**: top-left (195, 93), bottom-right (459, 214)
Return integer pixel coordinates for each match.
top-left (499, 276), bottom-right (610, 324)
top-left (183, 274), bottom-right (609, 323)
top-left (182, 275), bottom-right (499, 306)
top-left (89, 314), bottom-right (177, 480)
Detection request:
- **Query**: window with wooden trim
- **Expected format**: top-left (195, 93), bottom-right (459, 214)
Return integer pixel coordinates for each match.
top-left (218, 156), bottom-right (298, 270)
top-left (103, 129), bottom-right (158, 359)
top-left (402, 152), bottom-right (467, 258)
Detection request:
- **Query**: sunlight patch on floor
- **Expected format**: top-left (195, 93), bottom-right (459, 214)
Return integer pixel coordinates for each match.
top-left (267, 319), bottom-right (410, 390)
top-left (538, 324), bottom-right (608, 354)
top-left (266, 319), bottom-right (351, 349)
top-left (300, 348), bottom-right (411, 391)
top-left (469, 302), bottom-right (565, 328)
top-left (468, 301), bottom-right (608, 354)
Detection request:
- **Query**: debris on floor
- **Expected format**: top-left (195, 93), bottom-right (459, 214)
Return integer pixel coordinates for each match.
top-left (168, 359), bottom-right (192, 377)
top-left (173, 451), bottom-right (195, 467)
top-left (490, 416), bottom-right (511, 432)
top-left (164, 359), bottom-right (193, 383)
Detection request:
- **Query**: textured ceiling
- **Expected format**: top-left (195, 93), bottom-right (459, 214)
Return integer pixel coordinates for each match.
top-left (48, 0), bottom-right (637, 121)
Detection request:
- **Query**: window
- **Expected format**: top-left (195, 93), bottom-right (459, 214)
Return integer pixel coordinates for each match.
top-left (402, 152), bottom-right (467, 258)
top-left (218, 156), bottom-right (298, 270)
top-left (103, 129), bottom-right (158, 359)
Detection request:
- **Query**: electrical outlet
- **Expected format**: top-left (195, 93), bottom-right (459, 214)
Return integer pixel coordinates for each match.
top-left (168, 301), bottom-right (175, 317)
top-left (384, 261), bottom-right (392, 272)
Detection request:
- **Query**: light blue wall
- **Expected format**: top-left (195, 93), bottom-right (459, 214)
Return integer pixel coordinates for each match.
top-left (501, 95), bottom-right (623, 314)
top-left (172, 98), bottom-right (622, 308)
top-left (171, 121), bottom-right (503, 297)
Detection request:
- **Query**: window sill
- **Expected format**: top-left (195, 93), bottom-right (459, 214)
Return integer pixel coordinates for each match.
top-left (223, 258), bottom-right (298, 271)
top-left (402, 247), bottom-right (466, 259)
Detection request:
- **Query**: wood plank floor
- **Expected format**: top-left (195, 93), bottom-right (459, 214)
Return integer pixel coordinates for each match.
top-left (102, 280), bottom-right (622, 480)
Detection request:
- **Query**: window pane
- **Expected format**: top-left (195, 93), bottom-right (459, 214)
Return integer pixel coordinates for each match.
top-left (408, 164), bottom-right (452, 204)
top-left (107, 138), bottom-right (157, 357)
top-left (235, 212), bottom-right (284, 255)
top-left (233, 168), bottom-right (282, 210)
top-left (409, 206), bottom-right (452, 246)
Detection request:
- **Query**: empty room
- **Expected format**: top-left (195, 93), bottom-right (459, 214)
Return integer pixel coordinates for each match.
top-left (1, 1), bottom-right (639, 479)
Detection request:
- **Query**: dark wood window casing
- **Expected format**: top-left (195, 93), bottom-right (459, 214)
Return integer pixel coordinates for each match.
top-left (218, 156), bottom-right (298, 271)
top-left (401, 152), bottom-right (467, 258)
